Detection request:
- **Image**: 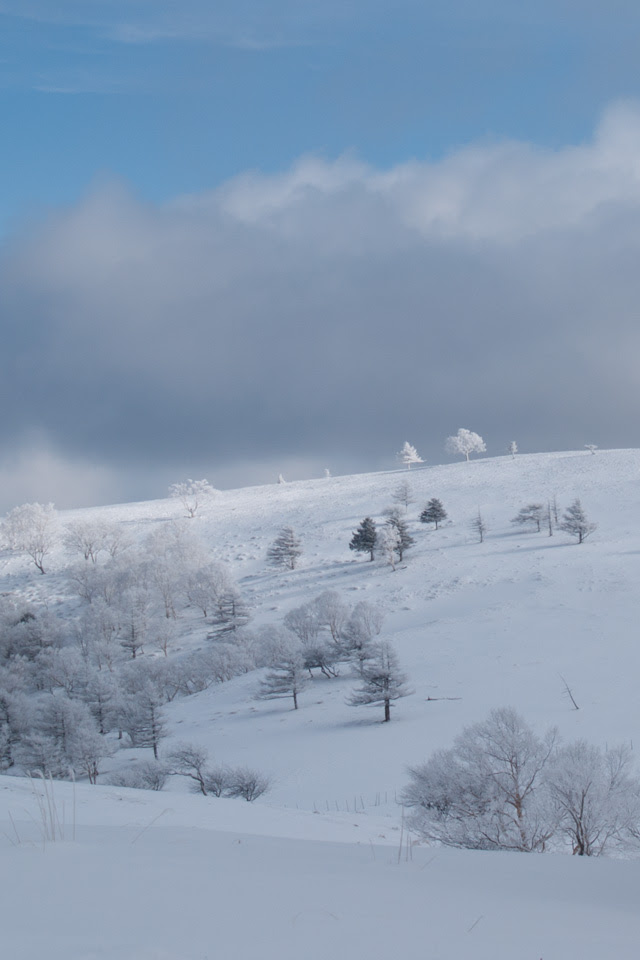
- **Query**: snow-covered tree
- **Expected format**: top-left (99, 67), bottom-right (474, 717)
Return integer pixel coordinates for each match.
top-left (349, 517), bottom-right (377, 561)
top-left (168, 479), bottom-right (215, 518)
top-left (64, 519), bottom-right (125, 564)
top-left (470, 509), bottom-right (487, 543)
top-left (419, 498), bottom-right (447, 529)
top-left (277, 474), bottom-right (286, 484)
top-left (446, 428), bottom-right (486, 462)
top-left (511, 503), bottom-right (545, 532)
top-left (559, 499), bottom-right (596, 544)
top-left (257, 639), bottom-right (307, 710)
top-left (397, 442), bottom-right (424, 469)
top-left (385, 511), bottom-right (414, 562)
top-left (225, 767), bottom-right (271, 801)
top-left (208, 586), bottom-right (251, 637)
top-left (347, 641), bottom-right (412, 722)
top-left (267, 526), bottom-right (302, 570)
top-left (544, 741), bottom-right (640, 856)
top-left (392, 480), bottom-right (416, 513)
top-left (508, 441), bottom-right (518, 458)
top-left (585, 444), bottom-right (598, 455)
top-left (2, 502), bottom-right (57, 574)
top-left (403, 708), bottom-right (558, 852)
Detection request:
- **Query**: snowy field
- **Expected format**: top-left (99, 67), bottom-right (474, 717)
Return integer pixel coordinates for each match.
top-left (2, 448), bottom-right (640, 957)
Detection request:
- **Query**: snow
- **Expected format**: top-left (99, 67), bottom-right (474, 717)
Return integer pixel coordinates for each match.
top-left (3, 448), bottom-right (640, 956)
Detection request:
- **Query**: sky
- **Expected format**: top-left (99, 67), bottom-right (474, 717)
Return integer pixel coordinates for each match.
top-left (2, 1), bottom-right (640, 509)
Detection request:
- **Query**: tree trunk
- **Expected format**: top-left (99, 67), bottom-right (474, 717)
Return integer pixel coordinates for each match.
top-left (384, 699), bottom-right (391, 722)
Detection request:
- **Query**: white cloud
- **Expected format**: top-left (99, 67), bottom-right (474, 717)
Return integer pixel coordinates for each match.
top-left (3, 102), bottom-right (640, 506)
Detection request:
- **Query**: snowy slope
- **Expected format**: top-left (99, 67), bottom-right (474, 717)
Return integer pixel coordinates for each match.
top-left (3, 449), bottom-right (640, 958)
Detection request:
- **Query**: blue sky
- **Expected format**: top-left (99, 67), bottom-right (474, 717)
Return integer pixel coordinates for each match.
top-left (3, 1), bottom-right (640, 508)
top-left (2, 1), bottom-right (639, 232)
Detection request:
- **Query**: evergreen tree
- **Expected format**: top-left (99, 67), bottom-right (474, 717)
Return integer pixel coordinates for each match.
top-left (349, 518), bottom-right (377, 561)
top-left (559, 499), bottom-right (597, 544)
top-left (420, 498), bottom-right (448, 529)
top-left (267, 527), bottom-right (302, 570)
top-left (397, 442), bottom-right (424, 469)
top-left (470, 510), bottom-right (487, 543)
top-left (347, 641), bottom-right (412, 722)
top-left (511, 503), bottom-right (545, 532)
top-left (257, 644), bottom-right (307, 710)
top-left (385, 512), bottom-right (414, 561)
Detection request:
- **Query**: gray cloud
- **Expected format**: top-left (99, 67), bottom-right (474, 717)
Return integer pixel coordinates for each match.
top-left (3, 102), bottom-right (640, 508)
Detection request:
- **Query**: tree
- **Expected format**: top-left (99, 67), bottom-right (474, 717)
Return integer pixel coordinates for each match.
top-left (397, 442), bottom-right (424, 469)
top-left (209, 587), bottom-right (251, 637)
top-left (257, 640), bottom-right (307, 710)
top-left (347, 641), bottom-right (412, 722)
top-left (508, 441), bottom-right (518, 458)
top-left (470, 509), bottom-right (487, 543)
top-left (267, 527), bottom-right (302, 570)
top-left (585, 444), bottom-right (598, 455)
top-left (559, 499), bottom-right (596, 544)
top-left (446, 428), bottom-right (486, 462)
top-left (168, 479), bottom-right (215, 518)
top-left (392, 480), bottom-right (416, 512)
top-left (166, 742), bottom-right (211, 795)
top-left (511, 503), bottom-right (545, 532)
top-left (385, 512), bottom-right (414, 562)
top-left (544, 741), bottom-right (640, 856)
top-left (2, 502), bottom-right (57, 574)
top-left (403, 708), bottom-right (557, 852)
top-left (64, 519), bottom-right (125, 563)
top-left (420, 498), bottom-right (447, 529)
top-left (226, 767), bottom-right (271, 802)
top-left (349, 518), bottom-right (377, 561)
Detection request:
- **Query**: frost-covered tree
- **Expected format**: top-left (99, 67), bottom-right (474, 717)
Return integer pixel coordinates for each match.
top-left (403, 708), bottom-right (558, 852)
top-left (257, 639), bottom-right (307, 710)
top-left (559, 499), bottom-right (597, 544)
top-left (392, 480), bottom-right (416, 513)
top-left (347, 641), bottom-right (412, 722)
top-left (2, 502), bottom-right (57, 574)
top-left (544, 741), bottom-right (640, 856)
top-left (349, 517), bottom-right (377, 561)
top-left (226, 767), bottom-right (271, 802)
top-left (420, 498), bottom-right (447, 529)
top-left (385, 512), bottom-right (414, 562)
top-left (118, 672), bottom-right (167, 759)
top-left (508, 441), bottom-right (518, 458)
top-left (64, 519), bottom-right (125, 564)
top-left (267, 527), bottom-right (302, 570)
top-left (397, 442), bottom-right (424, 469)
top-left (208, 586), bottom-right (251, 638)
top-left (168, 479), bottom-right (215, 518)
top-left (184, 561), bottom-right (232, 618)
top-left (446, 429), bottom-right (486, 462)
top-left (585, 444), bottom-right (598, 455)
top-left (470, 509), bottom-right (487, 543)
top-left (511, 503), bottom-right (545, 532)
top-left (313, 591), bottom-right (349, 645)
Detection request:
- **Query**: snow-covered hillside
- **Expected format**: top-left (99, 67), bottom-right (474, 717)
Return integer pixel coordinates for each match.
top-left (3, 449), bottom-right (640, 958)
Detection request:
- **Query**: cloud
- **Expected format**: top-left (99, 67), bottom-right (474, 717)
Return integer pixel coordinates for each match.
top-left (2, 102), bottom-right (640, 508)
